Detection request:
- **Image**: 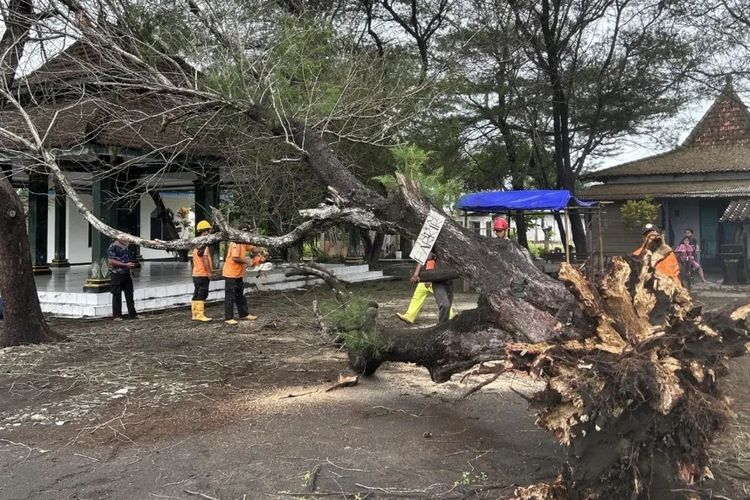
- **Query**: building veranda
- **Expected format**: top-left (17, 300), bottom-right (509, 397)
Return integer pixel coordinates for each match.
top-left (0, 42), bottom-right (386, 317)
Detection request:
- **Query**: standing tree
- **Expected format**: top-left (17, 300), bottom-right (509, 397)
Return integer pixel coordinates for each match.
top-left (0, 0), bottom-right (64, 346)
top-left (506, 0), bottom-right (704, 253)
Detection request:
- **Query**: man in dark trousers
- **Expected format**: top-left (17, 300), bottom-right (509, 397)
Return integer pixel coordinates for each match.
top-left (415, 252), bottom-right (457, 324)
top-left (108, 236), bottom-right (139, 321)
top-left (222, 239), bottom-right (257, 325)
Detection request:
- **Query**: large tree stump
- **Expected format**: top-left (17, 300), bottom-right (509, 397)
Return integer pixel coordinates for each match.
top-left (345, 254), bottom-right (750, 498)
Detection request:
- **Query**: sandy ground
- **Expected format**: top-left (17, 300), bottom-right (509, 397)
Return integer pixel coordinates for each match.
top-left (0, 279), bottom-right (748, 500)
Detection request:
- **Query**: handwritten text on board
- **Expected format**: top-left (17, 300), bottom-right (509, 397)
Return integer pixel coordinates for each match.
top-left (409, 209), bottom-right (446, 265)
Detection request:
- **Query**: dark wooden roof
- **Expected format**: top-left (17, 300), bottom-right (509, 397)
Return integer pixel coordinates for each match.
top-left (720, 199), bottom-right (750, 222)
top-left (0, 92), bottom-right (234, 157)
top-left (586, 80), bottom-right (750, 181)
top-left (15, 40), bottom-right (195, 94)
top-left (580, 179), bottom-right (750, 200)
top-left (1, 41), bottom-right (230, 159)
top-left (583, 145), bottom-right (750, 179)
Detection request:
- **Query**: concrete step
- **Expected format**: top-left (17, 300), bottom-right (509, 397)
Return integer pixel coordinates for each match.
top-left (39, 264), bottom-right (393, 319)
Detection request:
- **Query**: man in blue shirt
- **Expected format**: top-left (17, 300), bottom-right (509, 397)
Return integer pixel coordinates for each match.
top-left (108, 237), bottom-right (138, 321)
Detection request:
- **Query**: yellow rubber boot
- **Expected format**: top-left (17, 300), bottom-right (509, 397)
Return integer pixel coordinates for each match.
top-left (190, 301), bottom-right (198, 320)
top-left (449, 307), bottom-right (457, 320)
top-left (195, 301), bottom-right (212, 322)
top-left (396, 283), bottom-right (431, 324)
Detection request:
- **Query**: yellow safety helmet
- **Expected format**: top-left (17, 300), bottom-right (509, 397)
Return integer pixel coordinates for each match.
top-left (196, 220), bottom-right (212, 232)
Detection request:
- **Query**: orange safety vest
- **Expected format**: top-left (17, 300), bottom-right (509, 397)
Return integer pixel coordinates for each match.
top-left (633, 245), bottom-right (682, 286)
top-left (223, 242), bottom-right (253, 278)
top-left (425, 258), bottom-right (436, 271)
top-left (192, 247), bottom-right (212, 277)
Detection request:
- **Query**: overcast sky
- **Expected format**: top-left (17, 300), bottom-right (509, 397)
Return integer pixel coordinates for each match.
top-left (594, 86), bottom-right (750, 170)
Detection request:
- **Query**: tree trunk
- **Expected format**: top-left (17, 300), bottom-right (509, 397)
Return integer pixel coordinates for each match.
top-left (553, 211), bottom-right (566, 249)
top-left (513, 213), bottom-right (529, 249)
top-left (150, 192), bottom-right (189, 261)
top-left (358, 228), bottom-right (385, 271)
top-left (280, 124), bottom-right (750, 497)
top-left (0, 175), bottom-right (64, 347)
top-left (0, 0), bottom-right (65, 347)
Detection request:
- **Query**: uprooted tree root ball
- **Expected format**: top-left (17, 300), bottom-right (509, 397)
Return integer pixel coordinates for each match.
top-left (345, 256), bottom-right (750, 498)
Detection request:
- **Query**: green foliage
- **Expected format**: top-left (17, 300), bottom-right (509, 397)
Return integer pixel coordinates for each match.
top-left (121, 4), bottom-right (195, 63)
top-left (320, 296), bottom-right (386, 358)
top-left (302, 241), bottom-right (314, 258)
top-left (373, 144), bottom-right (463, 208)
top-left (314, 251), bottom-right (346, 264)
top-left (320, 295), bottom-right (372, 332)
top-left (527, 243), bottom-right (563, 259)
top-left (620, 197), bottom-right (660, 230)
top-left (339, 328), bottom-right (387, 360)
top-left (527, 243), bottom-right (545, 259)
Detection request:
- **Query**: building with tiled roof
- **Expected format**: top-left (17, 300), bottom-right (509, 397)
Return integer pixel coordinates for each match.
top-left (0, 40), bottom-right (229, 286)
top-left (580, 79), bottom-right (750, 269)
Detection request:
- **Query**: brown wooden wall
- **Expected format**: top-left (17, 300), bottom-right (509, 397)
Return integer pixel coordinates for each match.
top-left (591, 202), bottom-right (664, 256)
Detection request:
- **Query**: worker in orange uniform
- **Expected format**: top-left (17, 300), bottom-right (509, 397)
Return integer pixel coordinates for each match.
top-left (222, 239), bottom-right (259, 325)
top-left (632, 224), bottom-right (682, 286)
top-left (396, 253), bottom-right (455, 324)
top-left (191, 220), bottom-right (214, 322)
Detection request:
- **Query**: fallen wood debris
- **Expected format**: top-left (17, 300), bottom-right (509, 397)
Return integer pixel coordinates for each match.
top-left (325, 374), bottom-right (359, 392)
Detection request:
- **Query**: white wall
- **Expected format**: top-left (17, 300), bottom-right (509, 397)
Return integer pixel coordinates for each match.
top-left (456, 213), bottom-right (565, 245)
top-left (56, 191), bottom-right (195, 264)
top-left (67, 193), bottom-right (93, 264)
top-left (139, 192), bottom-right (195, 260)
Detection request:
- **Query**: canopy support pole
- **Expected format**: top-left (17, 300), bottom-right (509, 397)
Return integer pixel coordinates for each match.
top-left (564, 209), bottom-right (570, 264)
top-left (598, 208), bottom-right (604, 274)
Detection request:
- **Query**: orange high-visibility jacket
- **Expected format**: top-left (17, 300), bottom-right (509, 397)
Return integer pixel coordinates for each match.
top-left (192, 247), bottom-right (213, 277)
top-left (223, 242), bottom-right (254, 278)
top-left (633, 245), bottom-right (682, 286)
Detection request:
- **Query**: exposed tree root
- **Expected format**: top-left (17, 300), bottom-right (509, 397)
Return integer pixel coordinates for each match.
top-left (346, 255), bottom-right (750, 498)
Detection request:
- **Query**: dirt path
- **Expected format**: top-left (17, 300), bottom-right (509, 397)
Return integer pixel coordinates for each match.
top-left (1, 281), bottom-right (748, 499)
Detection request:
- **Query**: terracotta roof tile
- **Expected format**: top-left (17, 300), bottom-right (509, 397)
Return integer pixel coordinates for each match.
top-left (682, 79), bottom-right (750, 147)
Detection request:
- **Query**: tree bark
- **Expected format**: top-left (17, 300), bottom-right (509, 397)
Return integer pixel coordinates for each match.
top-left (513, 213), bottom-right (529, 249)
top-left (358, 228), bottom-right (385, 271)
top-left (294, 126), bottom-right (576, 342)
top-left (346, 253), bottom-right (750, 497)
top-left (0, 174), bottom-right (64, 347)
top-left (0, 0), bottom-right (65, 347)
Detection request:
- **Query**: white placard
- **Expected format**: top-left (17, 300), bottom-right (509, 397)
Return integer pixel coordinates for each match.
top-left (409, 209), bottom-right (446, 265)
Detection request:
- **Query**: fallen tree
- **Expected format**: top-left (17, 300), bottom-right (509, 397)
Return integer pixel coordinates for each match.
top-left (2, 7), bottom-right (748, 495)
top-left (346, 250), bottom-right (750, 498)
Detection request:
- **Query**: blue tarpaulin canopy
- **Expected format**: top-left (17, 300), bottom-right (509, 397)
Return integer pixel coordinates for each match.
top-left (455, 189), bottom-right (596, 212)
